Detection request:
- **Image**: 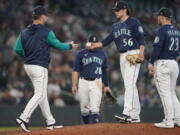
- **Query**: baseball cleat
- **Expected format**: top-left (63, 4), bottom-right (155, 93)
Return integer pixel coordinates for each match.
top-left (131, 119), bottom-right (141, 123)
top-left (174, 122), bottom-right (180, 127)
top-left (114, 114), bottom-right (132, 123)
top-left (47, 123), bottom-right (63, 130)
top-left (154, 121), bottom-right (174, 128)
top-left (16, 118), bottom-right (30, 132)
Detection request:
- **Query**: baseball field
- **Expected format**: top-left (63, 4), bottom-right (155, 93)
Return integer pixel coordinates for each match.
top-left (0, 123), bottom-right (180, 135)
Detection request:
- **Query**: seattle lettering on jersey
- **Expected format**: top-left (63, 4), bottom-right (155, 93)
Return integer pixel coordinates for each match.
top-left (167, 30), bottom-right (180, 36)
top-left (82, 56), bottom-right (103, 66)
top-left (114, 28), bottom-right (131, 38)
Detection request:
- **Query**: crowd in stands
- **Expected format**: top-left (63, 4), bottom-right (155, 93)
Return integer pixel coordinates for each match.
top-left (0, 0), bottom-right (180, 107)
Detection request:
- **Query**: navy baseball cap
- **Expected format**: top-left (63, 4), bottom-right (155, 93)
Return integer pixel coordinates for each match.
top-left (32, 6), bottom-right (48, 16)
top-left (154, 8), bottom-right (173, 18)
top-left (112, 1), bottom-right (128, 11)
top-left (88, 34), bottom-right (99, 43)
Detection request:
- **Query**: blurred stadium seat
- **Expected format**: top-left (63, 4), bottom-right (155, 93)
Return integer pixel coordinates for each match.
top-left (0, 0), bottom-right (180, 107)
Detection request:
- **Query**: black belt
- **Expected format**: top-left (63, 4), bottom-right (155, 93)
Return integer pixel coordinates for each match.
top-left (81, 77), bottom-right (96, 81)
top-left (119, 50), bottom-right (127, 53)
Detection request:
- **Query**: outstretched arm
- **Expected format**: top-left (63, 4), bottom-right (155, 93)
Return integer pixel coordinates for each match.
top-left (87, 28), bottom-right (114, 50)
top-left (48, 31), bottom-right (78, 50)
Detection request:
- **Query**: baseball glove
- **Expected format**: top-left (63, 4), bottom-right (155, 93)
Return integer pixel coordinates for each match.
top-left (104, 91), bottom-right (117, 104)
top-left (126, 54), bottom-right (144, 65)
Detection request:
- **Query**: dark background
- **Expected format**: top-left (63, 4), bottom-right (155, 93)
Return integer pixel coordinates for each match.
top-left (0, 0), bottom-right (180, 125)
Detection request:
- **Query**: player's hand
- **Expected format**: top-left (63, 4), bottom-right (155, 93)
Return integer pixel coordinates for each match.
top-left (103, 86), bottom-right (112, 93)
top-left (85, 42), bottom-right (92, 49)
top-left (139, 45), bottom-right (145, 60)
top-left (103, 87), bottom-right (117, 104)
top-left (72, 85), bottom-right (78, 95)
top-left (176, 56), bottom-right (180, 62)
top-left (148, 64), bottom-right (155, 75)
top-left (86, 42), bottom-right (96, 51)
top-left (70, 41), bottom-right (78, 49)
top-left (135, 53), bottom-right (145, 64)
top-left (138, 52), bottom-right (144, 61)
top-left (86, 42), bottom-right (102, 50)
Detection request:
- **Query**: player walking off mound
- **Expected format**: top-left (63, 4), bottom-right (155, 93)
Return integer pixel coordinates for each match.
top-left (88, 1), bottom-right (145, 123)
top-left (14, 6), bottom-right (78, 132)
top-left (148, 8), bottom-right (180, 128)
top-left (72, 34), bottom-right (111, 124)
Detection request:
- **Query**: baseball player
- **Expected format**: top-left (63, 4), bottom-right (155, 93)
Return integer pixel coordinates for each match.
top-left (14, 6), bottom-right (78, 132)
top-left (148, 8), bottom-right (180, 128)
top-left (72, 34), bottom-right (111, 124)
top-left (88, 1), bottom-right (145, 123)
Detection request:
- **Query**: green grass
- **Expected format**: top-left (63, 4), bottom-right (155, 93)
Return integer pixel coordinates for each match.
top-left (0, 127), bottom-right (20, 131)
top-left (0, 126), bottom-right (43, 131)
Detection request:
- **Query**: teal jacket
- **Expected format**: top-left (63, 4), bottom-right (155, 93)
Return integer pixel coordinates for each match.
top-left (14, 24), bottom-right (72, 68)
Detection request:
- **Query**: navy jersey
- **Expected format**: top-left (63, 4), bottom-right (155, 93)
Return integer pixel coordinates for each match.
top-left (101, 17), bottom-right (145, 52)
top-left (73, 48), bottom-right (109, 86)
top-left (150, 24), bottom-right (180, 64)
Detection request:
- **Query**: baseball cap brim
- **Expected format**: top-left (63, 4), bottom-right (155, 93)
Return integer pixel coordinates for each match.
top-left (112, 7), bottom-right (127, 12)
top-left (112, 7), bottom-right (122, 11)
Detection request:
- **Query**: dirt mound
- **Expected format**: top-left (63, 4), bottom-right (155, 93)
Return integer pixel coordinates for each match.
top-left (4, 123), bottom-right (180, 135)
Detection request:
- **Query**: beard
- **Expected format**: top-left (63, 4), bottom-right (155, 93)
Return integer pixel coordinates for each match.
top-left (116, 14), bottom-right (122, 19)
top-left (158, 21), bottom-right (162, 26)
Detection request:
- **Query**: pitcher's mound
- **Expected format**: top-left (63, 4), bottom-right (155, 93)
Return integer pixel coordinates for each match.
top-left (15, 123), bottom-right (180, 135)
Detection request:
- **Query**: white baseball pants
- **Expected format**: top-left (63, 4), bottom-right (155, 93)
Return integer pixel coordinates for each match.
top-left (154, 60), bottom-right (180, 123)
top-left (19, 65), bottom-right (55, 125)
top-left (77, 78), bottom-right (102, 115)
top-left (120, 49), bottom-right (141, 120)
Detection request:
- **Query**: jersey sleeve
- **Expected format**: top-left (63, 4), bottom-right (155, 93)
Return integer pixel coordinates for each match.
top-left (149, 29), bottom-right (165, 64)
top-left (102, 53), bottom-right (109, 86)
top-left (101, 27), bottom-right (114, 47)
top-left (73, 52), bottom-right (82, 72)
top-left (48, 31), bottom-right (72, 50)
top-left (14, 33), bottom-right (25, 58)
top-left (134, 19), bottom-right (145, 46)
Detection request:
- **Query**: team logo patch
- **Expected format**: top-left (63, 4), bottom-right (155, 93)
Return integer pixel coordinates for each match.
top-left (115, 2), bottom-right (118, 7)
top-left (138, 26), bottom-right (144, 33)
top-left (154, 36), bottom-right (159, 44)
top-left (93, 37), bottom-right (96, 42)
